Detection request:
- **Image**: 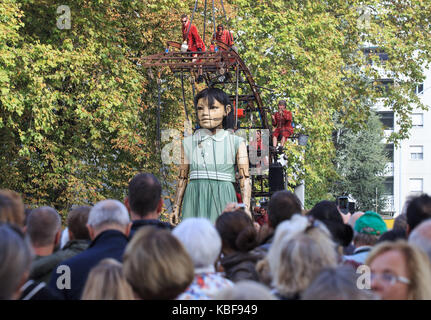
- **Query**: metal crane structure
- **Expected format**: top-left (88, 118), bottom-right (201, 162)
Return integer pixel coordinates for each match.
top-left (137, 0), bottom-right (296, 214)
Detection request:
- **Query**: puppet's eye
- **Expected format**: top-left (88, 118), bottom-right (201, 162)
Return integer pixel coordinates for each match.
top-left (197, 106), bottom-right (204, 110)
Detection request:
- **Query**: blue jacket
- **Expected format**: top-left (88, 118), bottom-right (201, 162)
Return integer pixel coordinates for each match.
top-left (48, 229), bottom-right (129, 300)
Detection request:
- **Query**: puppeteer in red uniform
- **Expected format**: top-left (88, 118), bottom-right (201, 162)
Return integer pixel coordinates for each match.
top-left (212, 24), bottom-right (233, 49)
top-left (181, 14), bottom-right (206, 52)
top-left (272, 100), bottom-right (293, 147)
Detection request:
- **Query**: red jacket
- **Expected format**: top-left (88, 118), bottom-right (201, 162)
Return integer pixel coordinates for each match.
top-left (182, 22), bottom-right (205, 52)
top-left (272, 110), bottom-right (294, 138)
top-left (212, 30), bottom-right (234, 47)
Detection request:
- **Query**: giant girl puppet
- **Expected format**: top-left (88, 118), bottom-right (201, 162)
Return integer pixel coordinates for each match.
top-left (170, 87), bottom-right (251, 224)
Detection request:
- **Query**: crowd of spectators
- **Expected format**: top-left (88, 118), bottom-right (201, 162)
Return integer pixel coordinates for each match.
top-left (1, 173), bottom-right (431, 300)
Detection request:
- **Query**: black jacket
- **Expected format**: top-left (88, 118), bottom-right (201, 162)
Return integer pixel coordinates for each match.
top-left (220, 249), bottom-right (265, 283)
top-left (48, 230), bottom-right (129, 300)
top-left (30, 240), bottom-right (90, 284)
top-left (20, 280), bottom-right (63, 300)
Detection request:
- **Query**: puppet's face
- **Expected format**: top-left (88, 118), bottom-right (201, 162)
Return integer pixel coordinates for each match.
top-left (197, 97), bottom-right (231, 130)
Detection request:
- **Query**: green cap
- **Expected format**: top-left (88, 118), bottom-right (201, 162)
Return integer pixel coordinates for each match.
top-left (354, 211), bottom-right (387, 235)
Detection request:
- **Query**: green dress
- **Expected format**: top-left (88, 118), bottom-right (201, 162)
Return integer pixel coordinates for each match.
top-left (181, 129), bottom-right (245, 224)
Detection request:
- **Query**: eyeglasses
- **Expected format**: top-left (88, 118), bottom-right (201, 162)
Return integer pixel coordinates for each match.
top-left (370, 272), bottom-right (411, 286)
top-left (181, 20), bottom-right (187, 23)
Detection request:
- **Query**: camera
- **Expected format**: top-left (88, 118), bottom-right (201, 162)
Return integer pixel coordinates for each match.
top-left (336, 196), bottom-right (356, 214)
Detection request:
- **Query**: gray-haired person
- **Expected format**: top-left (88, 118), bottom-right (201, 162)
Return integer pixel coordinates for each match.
top-left (48, 200), bottom-right (131, 300)
top-left (0, 224), bottom-right (33, 300)
top-left (409, 219), bottom-right (431, 263)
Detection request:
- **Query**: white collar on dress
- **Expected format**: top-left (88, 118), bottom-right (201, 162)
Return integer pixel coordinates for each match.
top-left (195, 128), bottom-right (229, 142)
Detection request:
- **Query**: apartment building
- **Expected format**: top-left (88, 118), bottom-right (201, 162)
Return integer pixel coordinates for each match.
top-left (376, 67), bottom-right (431, 217)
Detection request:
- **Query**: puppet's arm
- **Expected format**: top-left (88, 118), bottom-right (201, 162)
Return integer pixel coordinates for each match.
top-left (170, 145), bottom-right (190, 225)
top-left (237, 141), bottom-right (252, 219)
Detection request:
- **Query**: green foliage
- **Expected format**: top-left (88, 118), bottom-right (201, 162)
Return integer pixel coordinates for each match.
top-left (0, 0), bottom-right (188, 213)
top-left (2, 0), bottom-right (431, 213)
top-left (331, 112), bottom-right (388, 212)
top-left (231, 0), bottom-right (431, 208)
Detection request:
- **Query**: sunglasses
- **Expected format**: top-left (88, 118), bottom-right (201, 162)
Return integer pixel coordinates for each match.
top-left (181, 20), bottom-right (187, 23)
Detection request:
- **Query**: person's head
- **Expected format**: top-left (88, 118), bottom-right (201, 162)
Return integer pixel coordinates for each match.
top-left (302, 266), bottom-right (378, 300)
top-left (256, 130), bottom-right (261, 138)
top-left (181, 14), bottom-right (188, 25)
top-left (0, 190), bottom-right (25, 228)
top-left (172, 218), bottom-right (221, 271)
top-left (215, 210), bottom-right (258, 254)
top-left (194, 87), bottom-right (234, 130)
top-left (278, 100), bottom-right (286, 111)
top-left (394, 212), bottom-right (408, 232)
top-left (0, 224), bottom-right (33, 300)
top-left (26, 206), bottom-right (62, 253)
top-left (377, 229), bottom-right (407, 243)
top-left (308, 200), bottom-right (353, 247)
top-left (267, 215), bottom-right (338, 298)
top-left (347, 211), bottom-right (365, 229)
top-left (66, 206), bottom-right (91, 241)
top-left (406, 194), bottom-right (431, 234)
top-left (353, 211), bottom-right (387, 247)
top-left (81, 258), bottom-right (135, 300)
top-left (87, 199), bottom-right (131, 239)
top-left (123, 226), bottom-right (194, 300)
top-left (126, 173), bottom-right (163, 220)
top-left (267, 190), bottom-right (302, 230)
top-left (214, 280), bottom-right (276, 300)
top-left (408, 219), bottom-right (431, 263)
top-left (366, 240), bottom-right (431, 300)
top-left (217, 24), bottom-right (224, 34)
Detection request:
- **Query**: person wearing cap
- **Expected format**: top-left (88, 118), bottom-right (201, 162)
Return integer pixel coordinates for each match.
top-left (344, 211), bottom-right (387, 266)
top-left (271, 100), bottom-right (293, 148)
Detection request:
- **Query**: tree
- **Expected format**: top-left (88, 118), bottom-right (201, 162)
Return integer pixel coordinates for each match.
top-left (0, 0), bottom-right (190, 212)
top-left (331, 111), bottom-right (388, 212)
top-left (231, 0), bottom-right (431, 207)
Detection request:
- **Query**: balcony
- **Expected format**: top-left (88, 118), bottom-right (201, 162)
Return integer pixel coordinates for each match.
top-left (381, 195), bottom-right (395, 217)
top-left (384, 162), bottom-right (394, 177)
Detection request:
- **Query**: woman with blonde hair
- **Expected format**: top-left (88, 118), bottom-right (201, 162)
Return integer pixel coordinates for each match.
top-left (263, 214), bottom-right (338, 299)
top-left (123, 226), bottom-right (194, 300)
top-left (81, 258), bottom-right (134, 300)
top-left (366, 240), bottom-right (431, 300)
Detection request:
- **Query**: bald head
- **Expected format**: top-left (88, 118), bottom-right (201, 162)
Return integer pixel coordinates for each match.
top-left (348, 211), bottom-right (365, 229)
top-left (409, 219), bottom-right (431, 262)
top-left (27, 206), bottom-right (61, 248)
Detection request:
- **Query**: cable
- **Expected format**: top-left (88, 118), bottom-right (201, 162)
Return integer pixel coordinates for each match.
top-left (219, 0), bottom-right (234, 43)
top-left (203, 0), bottom-right (207, 45)
top-left (185, 0), bottom-right (199, 42)
top-left (211, 0), bottom-right (217, 40)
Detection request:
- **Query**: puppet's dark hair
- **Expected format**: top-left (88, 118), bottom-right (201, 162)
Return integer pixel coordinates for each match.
top-left (194, 87), bottom-right (235, 129)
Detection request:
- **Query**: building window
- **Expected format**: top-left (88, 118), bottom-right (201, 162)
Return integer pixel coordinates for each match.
top-left (375, 79), bottom-right (394, 96)
top-left (416, 83), bottom-right (424, 95)
top-left (385, 144), bottom-right (394, 162)
top-left (378, 111), bottom-right (394, 130)
top-left (409, 178), bottom-right (423, 194)
top-left (410, 146), bottom-right (424, 160)
top-left (384, 177), bottom-right (394, 195)
top-left (412, 113), bottom-right (424, 128)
